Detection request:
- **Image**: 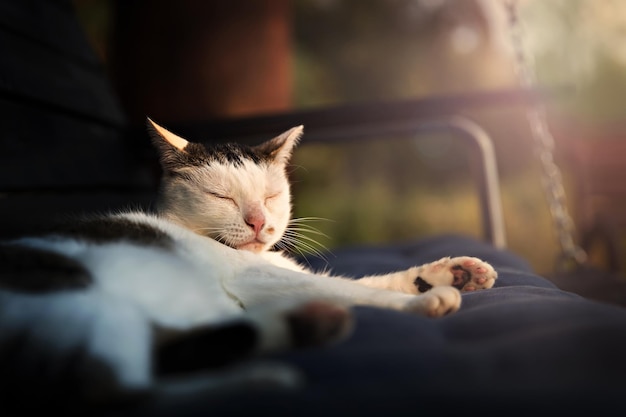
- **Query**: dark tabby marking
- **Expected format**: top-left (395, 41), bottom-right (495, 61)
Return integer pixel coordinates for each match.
top-left (50, 217), bottom-right (173, 249)
top-left (155, 322), bottom-right (258, 375)
top-left (414, 276), bottom-right (433, 293)
top-left (166, 142), bottom-right (267, 168)
top-left (147, 119), bottom-right (288, 173)
top-left (0, 244), bottom-right (91, 293)
top-left (451, 265), bottom-right (471, 290)
top-left (0, 217), bottom-right (172, 293)
top-left (207, 143), bottom-right (264, 166)
top-left (148, 122), bottom-right (265, 170)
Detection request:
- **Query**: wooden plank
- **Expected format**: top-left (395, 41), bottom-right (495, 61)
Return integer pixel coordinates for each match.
top-left (0, 98), bottom-right (152, 190)
top-left (0, 29), bottom-right (125, 127)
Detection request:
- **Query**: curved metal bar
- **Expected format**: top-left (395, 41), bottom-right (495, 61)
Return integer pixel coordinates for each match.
top-left (420, 117), bottom-right (507, 249)
top-left (299, 116), bottom-right (507, 249)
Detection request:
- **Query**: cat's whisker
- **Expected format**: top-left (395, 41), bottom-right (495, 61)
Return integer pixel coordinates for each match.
top-left (283, 222), bottom-right (329, 255)
top-left (286, 225), bottom-right (327, 238)
top-left (275, 239), bottom-right (308, 259)
top-left (289, 218), bottom-right (331, 229)
top-left (273, 238), bottom-right (318, 269)
top-left (287, 217), bottom-right (333, 240)
top-left (192, 226), bottom-right (226, 234)
top-left (289, 216), bottom-right (333, 222)
top-left (278, 239), bottom-right (327, 269)
top-left (294, 244), bottom-right (331, 266)
top-left (286, 228), bottom-right (330, 240)
top-left (280, 232), bottom-right (332, 265)
top-left (288, 217), bottom-right (334, 228)
top-left (284, 230), bottom-right (329, 249)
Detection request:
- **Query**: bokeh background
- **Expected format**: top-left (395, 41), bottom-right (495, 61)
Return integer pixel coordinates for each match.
top-left (74, 0), bottom-right (626, 277)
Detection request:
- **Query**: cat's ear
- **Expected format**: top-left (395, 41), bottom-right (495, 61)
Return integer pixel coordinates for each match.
top-left (146, 117), bottom-right (195, 172)
top-left (255, 125), bottom-right (303, 164)
top-left (146, 117), bottom-right (189, 151)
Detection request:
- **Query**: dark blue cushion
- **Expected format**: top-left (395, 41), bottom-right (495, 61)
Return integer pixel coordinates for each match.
top-left (141, 236), bottom-right (626, 417)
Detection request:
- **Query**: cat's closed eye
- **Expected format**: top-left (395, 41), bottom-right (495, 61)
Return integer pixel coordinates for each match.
top-left (207, 191), bottom-right (236, 204)
top-left (265, 193), bottom-right (281, 205)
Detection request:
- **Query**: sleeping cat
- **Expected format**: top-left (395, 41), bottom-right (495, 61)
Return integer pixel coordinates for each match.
top-left (148, 119), bottom-right (496, 294)
top-left (0, 119), bottom-right (497, 411)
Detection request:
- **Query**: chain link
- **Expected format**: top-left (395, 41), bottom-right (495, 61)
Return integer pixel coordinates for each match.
top-left (504, 0), bottom-right (587, 270)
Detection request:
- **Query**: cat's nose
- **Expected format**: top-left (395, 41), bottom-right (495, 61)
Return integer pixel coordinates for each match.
top-left (245, 213), bottom-right (265, 235)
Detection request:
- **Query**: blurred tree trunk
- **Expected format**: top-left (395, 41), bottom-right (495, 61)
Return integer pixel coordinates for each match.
top-left (109, 0), bottom-right (292, 125)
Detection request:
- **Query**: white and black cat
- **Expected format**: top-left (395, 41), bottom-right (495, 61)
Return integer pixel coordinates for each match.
top-left (0, 119), bottom-right (496, 411)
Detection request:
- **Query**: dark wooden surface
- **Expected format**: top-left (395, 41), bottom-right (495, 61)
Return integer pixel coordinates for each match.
top-left (0, 0), bottom-right (154, 237)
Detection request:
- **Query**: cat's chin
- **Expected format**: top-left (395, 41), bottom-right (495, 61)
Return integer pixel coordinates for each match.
top-left (236, 241), bottom-right (267, 253)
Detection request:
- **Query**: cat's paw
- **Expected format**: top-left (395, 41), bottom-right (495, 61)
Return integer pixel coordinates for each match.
top-left (285, 301), bottom-right (353, 347)
top-left (452, 256), bottom-right (497, 291)
top-left (415, 256), bottom-right (497, 293)
top-left (402, 286), bottom-right (461, 317)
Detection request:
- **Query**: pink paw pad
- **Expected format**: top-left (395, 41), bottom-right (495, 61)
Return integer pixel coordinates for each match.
top-left (450, 257), bottom-right (497, 292)
top-left (431, 264), bottom-right (443, 272)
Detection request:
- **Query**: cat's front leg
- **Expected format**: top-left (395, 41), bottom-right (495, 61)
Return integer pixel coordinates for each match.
top-left (226, 265), bottom-right (461, 318)
top-left (356, 256), bottom-right (497, 294)
top-left (401, 286), bottom-right (461, 317)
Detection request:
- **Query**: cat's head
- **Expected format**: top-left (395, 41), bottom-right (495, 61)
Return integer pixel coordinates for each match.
top-left (147, 118), bottom-right (302, 253)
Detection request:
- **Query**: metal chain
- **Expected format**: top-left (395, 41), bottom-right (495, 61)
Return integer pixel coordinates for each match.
top-left (504, 0), bottom-right (587, 270)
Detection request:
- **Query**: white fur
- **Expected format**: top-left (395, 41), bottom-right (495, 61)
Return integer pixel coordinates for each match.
top-left (0, 289), bottom-right (152, 389)
top-left (4, 211), bottom-right (464, 394)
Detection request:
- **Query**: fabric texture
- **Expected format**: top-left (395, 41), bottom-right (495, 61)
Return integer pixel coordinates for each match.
top-left (129, 236), bottom-right (626, 417)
